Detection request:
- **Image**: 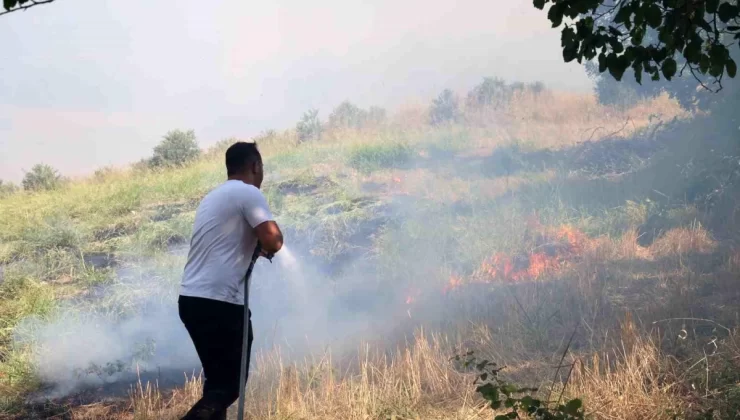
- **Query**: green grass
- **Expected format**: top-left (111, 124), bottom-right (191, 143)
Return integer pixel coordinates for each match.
top-left (346, 142), bottom-right (413, 173)
top-left (2, 93), bottom-right (739, 418)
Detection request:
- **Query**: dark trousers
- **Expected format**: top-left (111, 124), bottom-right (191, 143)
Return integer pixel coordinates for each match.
top-left (179, 295), bottom-right (254, 420)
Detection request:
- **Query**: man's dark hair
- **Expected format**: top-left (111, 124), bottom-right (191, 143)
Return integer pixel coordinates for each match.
top-left (225, 141), bottom-right (262, 176)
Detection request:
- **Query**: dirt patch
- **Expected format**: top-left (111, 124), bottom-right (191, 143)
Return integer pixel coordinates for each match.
top-left (82, 253), bottom-right (117, 270)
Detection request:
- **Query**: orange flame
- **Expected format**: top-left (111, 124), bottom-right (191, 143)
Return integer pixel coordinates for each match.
top-left (443, 274), bottom-right (463, 294)
top-left (405, 287), bottom-right (421, 305)
top-left (471, 221), bottom-right (592, 285)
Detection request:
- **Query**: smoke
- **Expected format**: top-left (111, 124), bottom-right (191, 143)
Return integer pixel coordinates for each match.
top-left (13, 223), bottom-right (417, 399)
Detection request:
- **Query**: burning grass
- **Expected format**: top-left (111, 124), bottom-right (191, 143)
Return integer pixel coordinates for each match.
top-left (0, 87), bottom-right (735, 420)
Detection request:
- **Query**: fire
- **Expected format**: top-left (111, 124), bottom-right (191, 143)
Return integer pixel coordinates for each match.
top-left (443, 274), bottom-right (463, 294)
top-left (472, 221), bottom-right (592, 285)
top-left (405, 287), bottom-right (421, 305)
top-left (392, 176), bottom-right (402, 183)
top-left (403, 219), bottom-right (592, 311)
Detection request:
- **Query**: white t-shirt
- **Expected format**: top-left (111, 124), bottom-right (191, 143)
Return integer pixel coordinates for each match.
top-left (180, 180), bottom-right (274, 305)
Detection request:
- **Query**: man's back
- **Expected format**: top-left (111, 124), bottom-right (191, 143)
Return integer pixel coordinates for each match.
top-left (180, 180), bottom-right (273, 305)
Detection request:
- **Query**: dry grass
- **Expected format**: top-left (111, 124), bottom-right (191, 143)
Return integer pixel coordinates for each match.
top-left (112, 226), bottom-right (729, 420)
top-left (570, 327), bottom-right (686, 419)
top-left (3, 88), bottom-right (735, 420)
top-left (120, 332), bottom-right (485, 420)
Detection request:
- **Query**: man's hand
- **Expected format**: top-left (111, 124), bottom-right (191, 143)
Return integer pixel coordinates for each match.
top-left (259, 249), bottom-right (275, 261)
top-left (254, 220), bottom-right (283, 256)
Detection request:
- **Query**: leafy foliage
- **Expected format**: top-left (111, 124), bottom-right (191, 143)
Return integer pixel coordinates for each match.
top-left (584, 60), bottom-right (655, 108)
top-left (328, 102), bottom-right (388, 131)
top-left (296, 109), bottom-right (322, 142)
top-left (453, 351), bottom-right (585, 419)
top-left (466, 78), bottom-right (547, 110)
top-left (21, 164), bottom-right (62, 192)
top-left (328, 101), bottom-right (368, 129)
top-left (429, 89), bottom-right (461, 125)
top-left (1, 0), bottom-right (55, 16)
top-left (534, 0), bottom-right (739, 90)
top-left (0, 180), bottom-right (18, 198)
top-left (149, 129), bottom-right (201, 168)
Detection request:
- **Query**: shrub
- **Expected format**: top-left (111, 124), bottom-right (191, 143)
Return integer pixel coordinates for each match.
top-left (465, 77), bottom-right (545, 111)
top-left (347, 143), bottom-right (412, 173)
top-left (366, 106), bottom-right (387, 126)
top-left (0, 180), bottom-right (18, 197)
top-left (296, 109), bottom-right (322, 142)
top-left (93, 166), bottom-right (117, 182)
top-left (328, 101), bottom-right (367, 129)
top-left (21, 164), bottom-right (62, 191)
top-left (584, 61), bottom-right (653, 110)
top-left (429, 89), bottom-right (461, 125)
top-left (149, 129), bottom-right (201, 168)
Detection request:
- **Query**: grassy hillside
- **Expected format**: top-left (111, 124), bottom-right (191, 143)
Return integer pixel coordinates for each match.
top-left (3, 85), bottom-right (740, 419)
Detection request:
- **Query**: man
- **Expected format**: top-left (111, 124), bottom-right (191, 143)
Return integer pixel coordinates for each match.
top-left (178, 141), bottom-right (283, 420)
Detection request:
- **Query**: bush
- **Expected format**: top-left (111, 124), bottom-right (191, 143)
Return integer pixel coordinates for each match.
top-left (465, 77), bottom-right (545, 111)
top-left (296, 109), bottom-right (322, 142)
top-left (347, 143), bottom-right (412, 173)
top-left (21, 164), bottom-right (62, 191)
top-left (328, 101), bottom-right (367, 129)
top-left (327, 102), bottom-right (387, 131)
top-left (366, 106), bottom-right (387, 126)
top-left (149, 129), bottom-right (201, 168)
top-left (429, 89), bottom-right (461, 125)
top-left (584, 61), bottom-right (655, 110)
top-left (0, 180), bottom-right (18, 197)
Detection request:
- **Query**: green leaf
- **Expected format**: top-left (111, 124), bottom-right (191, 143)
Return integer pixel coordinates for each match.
top-left (4, 0), bottom-right (18, 10)
top-left (533, 0), bottom-right (546, 10)
top-left (631, 26), bottom-right (645, 45)
top-left (706, 0), bottom-right (720, 14)
top-left (710, 62), bottom-right (724, 77)
top-left (614, 6), bottom-right (631, 24)
top-left (661, 57), bottom-right (677, 80)
top-left (718, 3), bottom-right (739, 23)
top-left (494, 416), bottom-right (509, 420)
top-left (564, 398), bottom-right (583, 415)
top-left (684, 40), bottom-right (702, 63)
top-left (607, 54), bottom-right (630, 81)
top-left (634, 62), bottom-right (643, 84)
top-left (697, 19), bottom-right (713, 33)
top-left (548, 3), bottom-right (565, 27)
top-left (700, 55), bottom-right (711, 73)
top-left (598, 53), bottom-right (607, 72)
top-left (645, 4), bottom-right (663, 28)
top-left (476, 383), bottom-right (499, 402)
top-left (727, 58), bottom-right (737, 78)
top-left (501, 384), bottom-right (518, 396)
top-left (480, 373), bottom-right (488, 381)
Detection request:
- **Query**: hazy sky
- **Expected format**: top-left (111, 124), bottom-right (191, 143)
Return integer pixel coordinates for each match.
top-left (0, 0), bottom-right (591, 182)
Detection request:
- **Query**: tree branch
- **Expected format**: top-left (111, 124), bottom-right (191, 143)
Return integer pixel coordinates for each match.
top-left (0, 0), bottom-right (56, 17)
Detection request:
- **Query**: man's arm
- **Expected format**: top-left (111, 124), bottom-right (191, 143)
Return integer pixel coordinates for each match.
top-left (254, 220), bottom-right (283, 256)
